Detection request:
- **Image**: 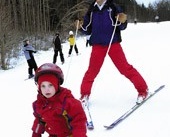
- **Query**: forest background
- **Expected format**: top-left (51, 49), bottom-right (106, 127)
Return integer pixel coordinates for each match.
top-left (0, 0), bottom-right (170, 70)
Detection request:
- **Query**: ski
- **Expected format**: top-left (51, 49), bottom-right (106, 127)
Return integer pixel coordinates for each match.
top-left (104, 85), bottom-right (165, 129)
top-left (24, 76), bottom-right (34, 81)
top-left (68, 53), bottom-right (81, 58)
top-left (81, 96), bottom-right (94, 130)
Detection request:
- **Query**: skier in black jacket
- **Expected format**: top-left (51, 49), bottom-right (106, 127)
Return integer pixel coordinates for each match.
top-left (53, 32), bottom-right (65, 64)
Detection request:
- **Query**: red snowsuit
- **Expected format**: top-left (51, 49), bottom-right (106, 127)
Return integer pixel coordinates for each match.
top-left (32, 87), bottom-right (87, 137)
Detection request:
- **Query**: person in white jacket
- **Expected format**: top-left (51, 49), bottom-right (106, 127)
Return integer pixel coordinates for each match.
top-left (23, 39), bottom-right (38, 78)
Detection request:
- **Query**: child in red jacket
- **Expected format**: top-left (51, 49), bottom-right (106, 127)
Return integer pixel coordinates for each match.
top-left (32, 63), bottom-right (87, 137)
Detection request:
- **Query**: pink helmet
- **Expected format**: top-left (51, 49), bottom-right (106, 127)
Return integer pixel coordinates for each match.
top-left (34, 63), bottom-right (64, 85)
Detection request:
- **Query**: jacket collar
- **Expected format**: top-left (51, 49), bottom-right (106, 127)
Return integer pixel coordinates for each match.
top-left (94, 0), bottom-right (107, 10)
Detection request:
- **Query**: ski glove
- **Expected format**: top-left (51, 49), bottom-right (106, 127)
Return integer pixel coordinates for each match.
top-left (75, 19), bottom-right (83, 29)
top-left (116, 13), bottom-right (127, 23)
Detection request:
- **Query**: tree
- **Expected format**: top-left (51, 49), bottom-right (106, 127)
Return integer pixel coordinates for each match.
top-left (0, 0), bottom-right (170, 69)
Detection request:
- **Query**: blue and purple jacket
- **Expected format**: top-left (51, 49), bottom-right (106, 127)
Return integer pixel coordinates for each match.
top-left (81, 1), bottom-right (127, 46)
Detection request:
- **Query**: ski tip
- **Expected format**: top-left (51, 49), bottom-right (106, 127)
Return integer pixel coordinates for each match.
top-left (160, 85), bottom-right (165, 88)
top-left (24, 77), bottom-right (34, 81)
top-left (87, 126), bottom-right (94, 130)
top-left (104, 125), bottom-right (114, 130)
top-left (155, 85), bottom-right (165, 92)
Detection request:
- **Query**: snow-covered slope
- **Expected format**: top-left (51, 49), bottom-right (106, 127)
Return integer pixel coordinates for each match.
top-left (0, 22), bottom-right (170, 137)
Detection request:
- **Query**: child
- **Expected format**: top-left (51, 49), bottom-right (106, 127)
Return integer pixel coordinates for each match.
top-left (23, 39), bottom-right (38, 78)
top-left (68, 31), bottom-right (79, 57)
top-left (32, 63), bottom-right (87, 137)
top-left (53, 32), bottom-right (65, 64)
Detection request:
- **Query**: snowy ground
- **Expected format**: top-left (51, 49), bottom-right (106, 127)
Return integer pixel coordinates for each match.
top-left (0, 21), bottom-right (170, 137)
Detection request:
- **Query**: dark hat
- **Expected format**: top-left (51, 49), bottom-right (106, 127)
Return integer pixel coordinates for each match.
top-left (23, 39), bottom-right (29, 42)
top-left (55, 32), bottom-right (59, 36)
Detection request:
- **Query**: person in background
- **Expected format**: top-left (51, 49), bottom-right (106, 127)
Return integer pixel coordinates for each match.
top-left (77, 0), bottom-right (148, 104)
top-left (53, 32), bottom-right (65, 64)
top-left (155, 15), bottom-right (159, 23)
top-left (23, 39), bottom-right (38, 79)
top-left (32, 63), bottom-right (87, 137)
top-left (134, 18), bottom-right (137, 24)
top-left (68, 31), bottom-right (79, 57)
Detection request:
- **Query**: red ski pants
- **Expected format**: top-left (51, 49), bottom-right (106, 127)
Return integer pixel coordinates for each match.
top-left (80, 43), bottom-right (148, 96)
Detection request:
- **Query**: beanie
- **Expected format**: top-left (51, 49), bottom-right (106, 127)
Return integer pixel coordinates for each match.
top-left (38, 74), bottom-right (59, 92)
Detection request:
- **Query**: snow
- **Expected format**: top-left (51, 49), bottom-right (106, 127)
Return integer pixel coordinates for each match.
top-left (0, 21), bottom-right (170, 137)
top-left (136, 0), bottom-right (160, 7)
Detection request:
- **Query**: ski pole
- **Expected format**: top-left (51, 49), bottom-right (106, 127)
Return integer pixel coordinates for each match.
top-left (64, 20), bottom-right (79, 86)
top-left (106, 14), bottom-right (119, 55)
top-left (91, 15), bottom-right (120, 92)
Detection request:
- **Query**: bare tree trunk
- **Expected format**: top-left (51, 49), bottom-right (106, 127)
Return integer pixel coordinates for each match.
top-left (0, 0), bottom-right (13, 69)
top-left (11, 0), bottom-right (19, 30)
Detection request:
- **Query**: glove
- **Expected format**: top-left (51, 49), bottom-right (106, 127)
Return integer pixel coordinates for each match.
top-left (116, 13), bottom-right (127, 23)
top-left (75, 19), bottom-right (83, 29)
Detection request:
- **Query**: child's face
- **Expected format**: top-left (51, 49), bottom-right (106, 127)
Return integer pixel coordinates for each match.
top-left (39, 81), bottom-right (57, 98)
top-left (26, 40), bottom-right (29, 44)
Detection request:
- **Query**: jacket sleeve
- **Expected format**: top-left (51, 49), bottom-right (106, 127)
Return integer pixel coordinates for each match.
top-left (81, 13), bottom-right (92, 35)
top-left (114, 4), bottom-right (128, 30)
top-left (32, 132), bottom-right (42, 137)
top-left (65, 98), bottom-right (87, 137)
top-left (118, 20), bottom-right (127, 30)
top-left (32, 102), bottom-right (45, 135)
top-left (26, 45), bottom-right (37, 53)
top-left (32, 118), bottom-right (45, 135)
top-left (80, 3), bottom-right (94, 36)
